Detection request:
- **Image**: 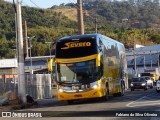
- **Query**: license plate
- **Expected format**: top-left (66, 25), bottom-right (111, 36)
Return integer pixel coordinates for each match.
top-left (72, 86), bottom-right (79, 90)
top-left (74, 94), bottom-right (82, 97)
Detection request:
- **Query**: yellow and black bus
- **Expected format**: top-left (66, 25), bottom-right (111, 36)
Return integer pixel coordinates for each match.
top-left (49, 33), bottom-right (128, 104)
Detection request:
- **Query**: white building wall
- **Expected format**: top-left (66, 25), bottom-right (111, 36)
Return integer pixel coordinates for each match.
top-left (0, 59), bottom-right (17, 68)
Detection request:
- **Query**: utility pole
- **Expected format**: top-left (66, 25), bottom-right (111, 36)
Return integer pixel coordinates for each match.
top-left (143, 51), bottom-right (145, 69)
top-left (150, 51), bottom-right (152, 68)
top-left (77, 0), bottom-right (84, 35)
top-left (133, 36), bottom-right (137, 77)
top-left (16, 0), bottom-right (26, 103)
top-left (95, 17), bottom-right (97, 33)
top-left (158, 51), bottom-right (160, 72)
top-left (23, 20), bottom-right (28, 58)
top-left (15, 13), bottom-right (18, 58)
top-left (95, 4), bottom-right (98, 33)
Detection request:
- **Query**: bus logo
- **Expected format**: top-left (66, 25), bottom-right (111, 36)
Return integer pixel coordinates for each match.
top-left (61, 42), bottom-right (91, 50)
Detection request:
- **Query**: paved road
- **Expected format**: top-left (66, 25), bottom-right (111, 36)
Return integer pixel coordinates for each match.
top-left (22, 87), bottom-right (160, 114)
top-left (1, 87), bottom-right (160, 119)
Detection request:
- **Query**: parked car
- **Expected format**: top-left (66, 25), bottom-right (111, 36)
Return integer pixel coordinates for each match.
top-left (156, 80), bottom-right (160, 93)
top-left (144, 76), bottom-right (153, 88)
top-left (130, 77), bottom-right (148, 91)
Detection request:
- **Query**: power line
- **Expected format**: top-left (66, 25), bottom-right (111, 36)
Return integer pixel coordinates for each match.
top-left (68, 0), bottom-right (79, 10)
top-left (21, 0), bottom-right (30, 7)
top-left (13, 0), bottom-right (17, 13)
top-left (70, 0), bottom-right (76, 3)
top-left (29, 0), bottom-right (40, 8)
top-left (21, 0), bottom-right (40, 8)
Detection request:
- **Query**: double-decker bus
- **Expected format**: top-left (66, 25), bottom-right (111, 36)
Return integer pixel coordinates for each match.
top-left (49, 34), bottom-right (128, 104)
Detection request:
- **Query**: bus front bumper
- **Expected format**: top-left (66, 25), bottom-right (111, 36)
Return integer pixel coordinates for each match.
top-left (57, 88), bottom-right (104, 101)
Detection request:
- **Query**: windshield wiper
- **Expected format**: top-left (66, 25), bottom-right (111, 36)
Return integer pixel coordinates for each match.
top-left (58, 81), bottom-right (73, 85)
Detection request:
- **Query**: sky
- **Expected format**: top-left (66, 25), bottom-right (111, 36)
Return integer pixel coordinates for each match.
top-left (4, 0), bottom-right (77, 8)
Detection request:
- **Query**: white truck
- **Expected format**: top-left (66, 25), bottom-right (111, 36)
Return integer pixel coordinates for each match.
top-left (140, 68), bottom-right (160, 84)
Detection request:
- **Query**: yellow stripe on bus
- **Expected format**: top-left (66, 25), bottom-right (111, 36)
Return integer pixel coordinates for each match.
top-left (55, 54), bottom-right (100, 65)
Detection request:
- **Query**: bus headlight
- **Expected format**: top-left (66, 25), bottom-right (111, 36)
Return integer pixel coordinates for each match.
top-left (91, 82), bottom-right (101, 89)
top-left (59, 88), bottom-right (63, 93)
top-left (58, 86), bottom-right (64, 92)
top-left (92, 84), bottom-right (98, 89)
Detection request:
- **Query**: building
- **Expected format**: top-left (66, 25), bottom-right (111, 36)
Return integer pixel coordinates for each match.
top-left (0, 55), bottom-right (54, 75)
top-left (0, 58), bottom-right (18, 80)
top-left (25, 55), bottom-right (55, 73)
top-left (126, 44), bottom-right (160, 78)
top-left (0, 57), bottom-right (53, 99)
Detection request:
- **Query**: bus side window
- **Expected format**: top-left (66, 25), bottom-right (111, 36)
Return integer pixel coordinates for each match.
top-left (99, 61), bottom-right (103, 77)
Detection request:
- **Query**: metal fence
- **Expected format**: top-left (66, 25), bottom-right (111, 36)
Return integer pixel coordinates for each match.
top-left (0, 74), bottom-right (52, 99)
top-left (0, 75), bottom-right (18, 96)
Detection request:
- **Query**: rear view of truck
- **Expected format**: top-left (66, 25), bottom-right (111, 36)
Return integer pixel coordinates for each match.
top-left (141, 68), bottom-right (160, 84)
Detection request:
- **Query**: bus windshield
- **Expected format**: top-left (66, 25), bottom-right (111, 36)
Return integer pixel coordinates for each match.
top-left (57, 60), bottom-right (99, 84)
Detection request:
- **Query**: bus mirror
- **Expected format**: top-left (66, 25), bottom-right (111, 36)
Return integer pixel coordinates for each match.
top-left (96, 54), bottom-right (100, 67)
top-left (48, 58), bottom-right (54, 72)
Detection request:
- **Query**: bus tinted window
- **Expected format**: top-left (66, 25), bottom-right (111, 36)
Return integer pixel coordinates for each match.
top-left (56, 37), bottom-right (98, 58)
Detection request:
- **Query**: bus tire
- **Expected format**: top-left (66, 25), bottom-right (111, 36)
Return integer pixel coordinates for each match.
top-left (144, 87), bottom-right (147, 91)
top-left (102, 84), bottom-right (109, 101)
top-left (118, 81), bottom-right (125, 96)
top-left (102, 90), bottom-right (109, 101)
top-left (156, 90), bottom-right (160, 93)
top-left (67, 100), bottom-right (74, 105)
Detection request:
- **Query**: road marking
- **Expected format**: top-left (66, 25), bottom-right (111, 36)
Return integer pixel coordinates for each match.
top-left (135, 100), bottom-right (160, 104)
top-left (126, 92), bottom-right (160, 107)
top-left (126, 96), bottom-right (146, 107)
top-left (127, 102), bottom-right (160, 107)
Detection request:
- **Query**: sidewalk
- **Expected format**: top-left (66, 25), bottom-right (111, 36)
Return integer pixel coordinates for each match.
top-left (0, 97), bottom-right (58, 111)
top-left (0, 88), bottom-right (58, 111)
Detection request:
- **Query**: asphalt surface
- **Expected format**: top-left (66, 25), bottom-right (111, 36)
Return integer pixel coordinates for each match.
top-left (1, 87), bottom-right (160, 119)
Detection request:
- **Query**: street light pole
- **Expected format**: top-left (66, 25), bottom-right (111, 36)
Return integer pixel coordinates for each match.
top-left (28, 36), bottom-right (35, 74)
top-left (45, 42), bottom-right (53, 58)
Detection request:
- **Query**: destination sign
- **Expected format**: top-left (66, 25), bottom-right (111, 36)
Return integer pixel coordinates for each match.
top-left (61, 42), bottom-right (91, 50)
top-left (56, 35), bottom-right (97, 58)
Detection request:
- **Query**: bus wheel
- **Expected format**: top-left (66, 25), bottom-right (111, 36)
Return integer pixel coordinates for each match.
top-left (67, 100), bottom-right (74, 105)
top-left (118, 82), bottom-right (125, 96)
top-left (156, 90), bottom-right (160, 93)
top-left (102, 87), bottom-right (109, 101)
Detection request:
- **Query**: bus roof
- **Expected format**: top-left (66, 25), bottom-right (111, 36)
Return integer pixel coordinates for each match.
top-left (58, 34), bottom-right (98, 41)
top-left (58, 33), bottom-right (123, 46)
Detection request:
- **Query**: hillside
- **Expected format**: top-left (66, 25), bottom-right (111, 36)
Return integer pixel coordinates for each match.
top-left (52, 7), bottom-right (77, 22)
top-left (0, 0), bottom-right (160, 58)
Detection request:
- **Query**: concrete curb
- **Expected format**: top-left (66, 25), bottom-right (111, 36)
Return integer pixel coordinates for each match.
top-left (0, 97), bottom-right (58, 111)
top-left (10, 103), bottom-right (37, 110)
